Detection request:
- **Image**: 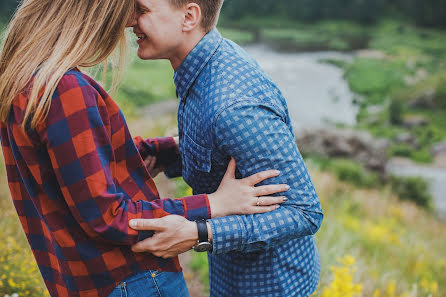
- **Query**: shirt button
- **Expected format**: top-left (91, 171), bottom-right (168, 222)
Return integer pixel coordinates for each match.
top-left (151, 273), bottom-right (157, 278)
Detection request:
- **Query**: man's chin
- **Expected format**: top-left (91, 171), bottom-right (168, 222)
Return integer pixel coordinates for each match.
top-left (137, 50), bottom-right (161, 61)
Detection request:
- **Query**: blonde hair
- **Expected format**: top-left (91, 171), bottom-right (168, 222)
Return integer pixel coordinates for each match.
top-left (0, 0), bottom-right (134, 128)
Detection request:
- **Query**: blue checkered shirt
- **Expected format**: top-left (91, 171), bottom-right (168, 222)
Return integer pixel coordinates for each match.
top-left (169, 29), bottom-right (323, 297)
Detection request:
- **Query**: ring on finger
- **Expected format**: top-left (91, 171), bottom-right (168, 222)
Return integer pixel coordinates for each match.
top-left (256, 197), bottom-right (261, 207)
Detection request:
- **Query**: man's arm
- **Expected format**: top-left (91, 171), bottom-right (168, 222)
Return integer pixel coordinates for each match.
top-left (208, 100), bottom-right (323, 254)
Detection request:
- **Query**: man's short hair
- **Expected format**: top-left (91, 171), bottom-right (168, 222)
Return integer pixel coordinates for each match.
top-left (170, 0), bottom-right (224, 32)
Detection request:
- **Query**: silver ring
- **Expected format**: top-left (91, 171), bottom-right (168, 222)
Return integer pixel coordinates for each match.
top-left (256, 197), bottom-right (261, 207)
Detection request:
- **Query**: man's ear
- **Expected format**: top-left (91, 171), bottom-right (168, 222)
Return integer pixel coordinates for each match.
top-left (182, 3), bottom-right (202, 32)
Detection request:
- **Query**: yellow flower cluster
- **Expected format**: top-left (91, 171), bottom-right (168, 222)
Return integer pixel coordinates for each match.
top-left (341, 215), bottom-right (401, 246)
top-left (373, 278), bottom-right (439, 297)
top-left (320, 255), bottom-right (363, 297)
top-left (0, 236), bottom-right (48, 297)
top-left (365, 220), bottom-right (400, 246)
top-left (420, 277), bottom-right (439, 296)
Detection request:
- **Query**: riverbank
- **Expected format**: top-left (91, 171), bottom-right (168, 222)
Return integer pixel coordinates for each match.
top-left (219, 19), bottom-right (446, 165)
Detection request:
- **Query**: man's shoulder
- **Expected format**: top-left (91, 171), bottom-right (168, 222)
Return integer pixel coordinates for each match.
top-left (209, 39), bottom-right (259, 74)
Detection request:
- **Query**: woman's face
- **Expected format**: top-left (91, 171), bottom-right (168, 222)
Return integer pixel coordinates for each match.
top-left (127, 0), bottom-right (185, 61)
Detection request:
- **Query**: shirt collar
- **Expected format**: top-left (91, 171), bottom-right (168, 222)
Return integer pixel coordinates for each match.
top-left (174, 29), bottom-right (223, 99)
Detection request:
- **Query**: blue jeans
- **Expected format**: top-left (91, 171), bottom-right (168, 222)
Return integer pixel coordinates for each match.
top-left (108, 270), bottom-right (190, 297)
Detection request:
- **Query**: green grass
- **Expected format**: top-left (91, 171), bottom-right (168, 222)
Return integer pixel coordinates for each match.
top-left (97, 56), bottom-right (175, 118)
top-left (218, 27), bottom-right (255, 45)
top-left (344, 58), bottom-right (407, 104)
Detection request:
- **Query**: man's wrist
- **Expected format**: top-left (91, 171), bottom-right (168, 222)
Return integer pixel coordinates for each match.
top-left (193, 220), bottom-right (213, 252)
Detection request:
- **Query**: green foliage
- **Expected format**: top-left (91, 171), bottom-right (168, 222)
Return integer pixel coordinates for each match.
top-left (389, 98), bottom-right (403, 125)
top-left (218, 28), bottom-right (255, 45)
top-left (345, 58), bottom-right (406, 104)
top-left (0, 237), bottom-right (49, 297)
top-left (307, 156), bottom-right (381, 188)
top-left (390, 176), bottom-right (433, 208)
top-left (190, 253), bottom-right (209, 292)
top-left (110, 59), bottom-right (175, 108)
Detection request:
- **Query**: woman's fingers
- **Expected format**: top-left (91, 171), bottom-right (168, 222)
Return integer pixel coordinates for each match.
top-left (254, 196), bottom-right (288, 206)
top-left (250, 205), bottom-right (281, 214)
top-left (253, 184), bottom-right (290, 196)
top-left (243, 169), bottom-right (281, 186)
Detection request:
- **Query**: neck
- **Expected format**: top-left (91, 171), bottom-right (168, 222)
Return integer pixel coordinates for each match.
top-left (170, 29), bottom-right (207, 71)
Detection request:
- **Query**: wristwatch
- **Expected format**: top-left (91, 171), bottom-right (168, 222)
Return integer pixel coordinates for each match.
top-left (193, 219), bottom-right (213, 252)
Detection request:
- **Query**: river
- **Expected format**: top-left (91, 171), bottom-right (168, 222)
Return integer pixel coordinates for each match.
top-left (243, 44), bottom-right (446, 219)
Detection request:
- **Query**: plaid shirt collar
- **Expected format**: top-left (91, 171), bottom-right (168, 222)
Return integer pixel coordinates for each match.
top-left (174, 29), bottom-right (223, 99)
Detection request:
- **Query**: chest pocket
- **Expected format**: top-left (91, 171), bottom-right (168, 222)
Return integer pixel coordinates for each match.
top-left (182, 133), bottom-right (212, 173)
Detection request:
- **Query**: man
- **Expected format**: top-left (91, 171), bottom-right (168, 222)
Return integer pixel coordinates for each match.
top-left (127, 1), bottom-right (323, 296)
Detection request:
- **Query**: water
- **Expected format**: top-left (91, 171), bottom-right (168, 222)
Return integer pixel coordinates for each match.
top-left (244, 45), bottom-right (358, 130)
top-left (243, 44), bottom-right (446, 218)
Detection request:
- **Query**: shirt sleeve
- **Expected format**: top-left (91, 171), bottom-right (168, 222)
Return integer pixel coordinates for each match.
top-left (37, 74), bottom-right (211, 245)
top-left (133, 136), bottom-right (181, 169)
top-left (208, 100), bottom-right (323, 254)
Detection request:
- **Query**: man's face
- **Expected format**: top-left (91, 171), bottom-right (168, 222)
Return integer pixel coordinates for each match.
top-left (129, 0), bottom-right (185, 60)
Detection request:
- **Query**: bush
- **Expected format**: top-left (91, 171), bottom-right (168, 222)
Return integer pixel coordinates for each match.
top-left (389, 98), bottom-right (403, 125)
top-left (434, 83), bottom-right (446, 109)
top-left (0, 236), bottom-right (48, 297)
top-left (331, 159), bottom-right (381, 188)
top-left (307, 156), bottom-right (381, 188)
top-left (390, 176), bottom-right (432, 208)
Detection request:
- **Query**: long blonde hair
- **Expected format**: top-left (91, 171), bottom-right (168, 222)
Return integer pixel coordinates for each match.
top-left (0, 0), bottom-right (134, 128)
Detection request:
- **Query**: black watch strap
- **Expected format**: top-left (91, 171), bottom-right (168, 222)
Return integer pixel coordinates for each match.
top-left (196, 219), bottom-right (209, 243)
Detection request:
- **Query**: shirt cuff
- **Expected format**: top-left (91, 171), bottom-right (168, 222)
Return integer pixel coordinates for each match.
top-left (180, 194), bottom-right (211, 221)
top-left (134, 136), bottom-right (179, 166)
top-left (209, 215), bottom-right (244, 254)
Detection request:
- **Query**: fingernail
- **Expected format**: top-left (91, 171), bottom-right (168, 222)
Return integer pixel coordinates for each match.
top-left (285, 185), bottom-right (290, 190)
top-left (276, 205), bottom-right (280, 209)
top-left (275, 170), bottom-right (281, 175)
top-left (129, 220), bottom-right (137, 228)
top-left (283, 197), bottom-right (288, 202)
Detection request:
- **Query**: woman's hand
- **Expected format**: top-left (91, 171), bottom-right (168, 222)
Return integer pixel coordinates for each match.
top-left (207, 158), bottom-right (289, 218)
top-left (144, 155), bottom-right (164, 178)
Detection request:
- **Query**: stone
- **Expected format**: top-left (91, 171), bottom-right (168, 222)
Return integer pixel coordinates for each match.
top-left (296, 128), bottom-right (389, 174)
top-left (431, 141), bottom-right (446, 156)
top-left (408, 88), bottom-right (436, 109)
top-left (402, 116), bottom-right (429, 129)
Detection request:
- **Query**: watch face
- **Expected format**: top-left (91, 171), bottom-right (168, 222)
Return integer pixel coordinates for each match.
top-left (194, 242), bottom-right (212, 252)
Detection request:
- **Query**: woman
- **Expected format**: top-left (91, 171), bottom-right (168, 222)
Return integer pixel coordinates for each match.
top-left (0, 0), bottom-right (288, 296)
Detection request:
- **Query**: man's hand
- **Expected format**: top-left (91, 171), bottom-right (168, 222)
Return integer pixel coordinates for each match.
top-left (129, 215), bottom-right (198, 258)
top-left (144, 155), bottom-right (164, 178)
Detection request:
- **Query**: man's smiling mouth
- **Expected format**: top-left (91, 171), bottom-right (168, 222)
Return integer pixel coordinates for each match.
top-left (136, 33), bottom-right (146, 41)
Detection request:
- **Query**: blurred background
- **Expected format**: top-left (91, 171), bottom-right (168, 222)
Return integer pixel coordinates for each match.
top-left (1, 0), bottom-right (445, 296)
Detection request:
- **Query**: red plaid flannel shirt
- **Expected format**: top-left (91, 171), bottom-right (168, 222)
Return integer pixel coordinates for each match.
top-left (0, 69), bottom-right (211, 297)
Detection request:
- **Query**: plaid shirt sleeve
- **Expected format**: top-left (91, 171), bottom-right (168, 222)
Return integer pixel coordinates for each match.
top-left (133, 136), bottom-right (180, 168)
top-left (36, 73), bottom-right (210, 245)
top-left (209, 101), bottom-right (323, 254)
